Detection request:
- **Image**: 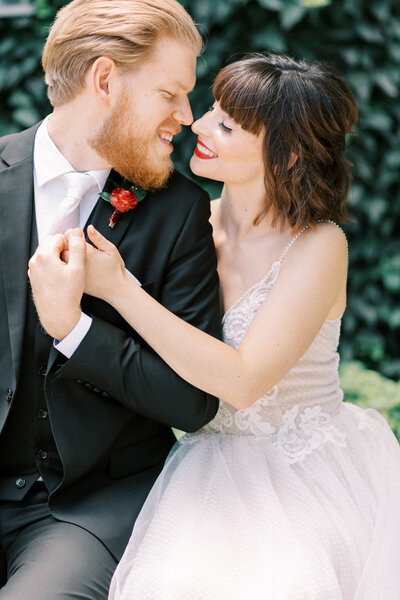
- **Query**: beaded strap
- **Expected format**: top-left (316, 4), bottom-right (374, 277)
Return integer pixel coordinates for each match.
top-left (279, 220), bottom-right (348, 265)
top-left (222, 220), bottom-right (347, 322)
top-left (278, 225), bottom-right (310, 263)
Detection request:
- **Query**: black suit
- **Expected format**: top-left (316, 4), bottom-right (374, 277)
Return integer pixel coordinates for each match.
top-left (0, 123), bottom-right (221, 597)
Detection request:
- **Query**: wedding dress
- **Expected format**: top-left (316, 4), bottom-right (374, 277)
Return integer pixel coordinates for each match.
top-left (109, 227), bottom-right (400, 600)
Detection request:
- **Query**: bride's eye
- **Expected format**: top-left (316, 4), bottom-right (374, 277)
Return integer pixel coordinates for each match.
top-left (219, 121), bottom-right (232, 133)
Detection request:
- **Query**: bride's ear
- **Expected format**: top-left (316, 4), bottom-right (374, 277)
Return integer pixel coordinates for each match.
top-left (272, 151), bottom-right (298, 175)
top-left (288, 152), bottom-right (298, 170)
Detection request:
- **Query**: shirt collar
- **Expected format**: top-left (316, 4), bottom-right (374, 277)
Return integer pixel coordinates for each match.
top-left (33, 115), bottom-right (110, 192)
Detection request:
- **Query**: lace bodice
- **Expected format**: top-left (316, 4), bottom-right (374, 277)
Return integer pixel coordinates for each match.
top-left (198, 224), bottom-right (346, 461)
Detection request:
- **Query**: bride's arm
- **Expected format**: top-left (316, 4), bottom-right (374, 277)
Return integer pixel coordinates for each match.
top-left (84, 223), bottom-right (347, 410)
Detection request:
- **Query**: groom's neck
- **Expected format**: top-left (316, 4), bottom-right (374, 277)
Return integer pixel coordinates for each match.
top-left (47, 103), bottom-right (111, 172)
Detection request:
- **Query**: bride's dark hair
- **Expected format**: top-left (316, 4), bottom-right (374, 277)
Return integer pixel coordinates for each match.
top-left (213, 54), bottom-right (358, 231)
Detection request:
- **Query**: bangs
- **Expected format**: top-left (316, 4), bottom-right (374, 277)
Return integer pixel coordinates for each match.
top-left (213, 61), bottom-right (268, 136)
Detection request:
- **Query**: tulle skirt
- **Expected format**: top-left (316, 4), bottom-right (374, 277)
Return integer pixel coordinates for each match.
top-left (109, 403), bottom-right (400, 599)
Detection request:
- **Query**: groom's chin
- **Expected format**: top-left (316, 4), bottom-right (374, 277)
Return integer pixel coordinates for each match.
top-left (121, 161), bottom-right (174, 192)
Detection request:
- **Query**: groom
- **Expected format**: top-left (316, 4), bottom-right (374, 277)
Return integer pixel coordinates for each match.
top-left (0, 0), bottom-right (221, 598)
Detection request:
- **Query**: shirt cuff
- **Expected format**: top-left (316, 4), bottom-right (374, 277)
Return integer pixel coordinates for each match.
top-left (54, 312), bottom-right (93, 359)
top-left (125, 268), bottom-right (141, 286)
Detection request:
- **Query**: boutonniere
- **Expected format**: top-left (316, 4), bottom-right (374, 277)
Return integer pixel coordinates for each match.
top-left (100, 182), bottom-right (147, 229)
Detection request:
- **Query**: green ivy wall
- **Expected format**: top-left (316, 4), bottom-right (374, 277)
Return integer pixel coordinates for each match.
top-left (0, 0), bottom-right (399, 381)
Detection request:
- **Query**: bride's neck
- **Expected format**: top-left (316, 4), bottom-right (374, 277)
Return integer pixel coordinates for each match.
top-left (217, 182), bottom-right (274, 242)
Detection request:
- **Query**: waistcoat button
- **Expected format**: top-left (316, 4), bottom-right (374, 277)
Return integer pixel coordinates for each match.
top-left (38, 366), bottom-right (47, 377)
top-left (38, 409), bottom-right (48, 420)
top-left (37, 449), bottom-right (48, 460)
top-left (15, 477), bottom-right (26, 488)
top-left (6, 388), bottom-right (14, 402)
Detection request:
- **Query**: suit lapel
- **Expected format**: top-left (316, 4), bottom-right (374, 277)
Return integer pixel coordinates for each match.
top-left (47, 171), bottom-right (147, 373)
top-left (0, 126), bottom-right (38, 384)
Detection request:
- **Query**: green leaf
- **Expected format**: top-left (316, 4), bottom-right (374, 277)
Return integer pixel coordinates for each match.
top-left (340, 47), bottom-right (360, 68)
top-left (12, 106), bottom-right (40, 128)
top-left (355, 23), bottom-right (384, 44)
top-left (133, 188), bottom-right (147, 202)
top-left (301, 0), bottom-right (330, 6)
top-left (374, 72), bottom-right (399, 98)
top-left (385, 150), bottom-right (400, 169)
top-left (0, 65), bottom-right (22, 90)
top-left (252, 26), bottom-right (286, 52)
top-left (8, 89), bottom-right (33, 108)
top-left (257, 0), bottom-right (282, 11)
top-left (363, 110), bottom-right (393, 132)
top-left (280, 4), bottom-right (307, 30)
top-left (340, 361), bottom-right (400, 409)
top-left (370, 2), bottom-right (391, 23)
top-left (380, 255), bottom-right (400, 292)
top-left (366, 198), bottom-right (387, 224)
top-left (380, 307), bottom-right (400, 329)
top-left (0, 36), bottom-right (15, 56)
top-left (99, 192), bottom-right (111, 203)
top-left (388, 42), bottom-right (400, 62)
top-left (346, 72), bottom-right (372, 103)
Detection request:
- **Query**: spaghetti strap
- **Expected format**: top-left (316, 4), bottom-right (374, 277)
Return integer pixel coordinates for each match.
top-left (278, 225), bottom-right (309, 263)
top-left (278, 220), bottom-right (347, 264)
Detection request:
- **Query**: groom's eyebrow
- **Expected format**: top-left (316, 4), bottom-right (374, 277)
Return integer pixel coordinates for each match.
top-left (170, 81), bottom-right (195, 94)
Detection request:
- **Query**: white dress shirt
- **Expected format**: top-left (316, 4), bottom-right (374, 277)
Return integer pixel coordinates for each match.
top-left (33, 116), bottom-right (111, 244)
top-left (33, 116), bottom-right (110, 358)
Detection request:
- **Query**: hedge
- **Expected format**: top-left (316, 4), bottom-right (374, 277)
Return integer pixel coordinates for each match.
top-left (340, 361), bottom-right (400, 439)
top-left (0, 0), bottom-right (399, 380)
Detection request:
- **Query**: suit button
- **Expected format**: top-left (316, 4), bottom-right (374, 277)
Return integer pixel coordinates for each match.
top-left (38, 409), bottom-right (48, 420)
top-left (6, 388), bottom-right (14, 402)
top-left (37, 449), bottom-right (48, 460)
top-left (16, 477), bottom-right (26, 488)
top-left (38, 366), bottom-right (47, 377)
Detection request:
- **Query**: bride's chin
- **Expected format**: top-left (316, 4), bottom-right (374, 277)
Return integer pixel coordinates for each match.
top-left (189, 155), bottom-right (206, 177)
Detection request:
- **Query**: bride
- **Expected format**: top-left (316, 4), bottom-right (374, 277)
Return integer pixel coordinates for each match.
top-left (82, 54), bottom-right (400, 598)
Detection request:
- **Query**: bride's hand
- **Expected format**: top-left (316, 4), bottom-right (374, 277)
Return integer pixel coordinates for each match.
top-left (65, 226), bottom-right (127, 302)
top-left (86, 225), bottom-right (128, 301)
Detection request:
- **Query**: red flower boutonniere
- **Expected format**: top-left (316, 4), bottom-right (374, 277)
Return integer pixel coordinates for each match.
top-left (100, 183), bottom-right (147, 228)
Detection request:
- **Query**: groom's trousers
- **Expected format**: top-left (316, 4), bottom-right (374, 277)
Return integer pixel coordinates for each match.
top-left (0, 482), bottom-right (117, 599)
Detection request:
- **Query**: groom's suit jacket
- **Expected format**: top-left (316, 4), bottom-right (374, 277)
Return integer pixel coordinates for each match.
top-left (0, 123), bottom-right (221, 559)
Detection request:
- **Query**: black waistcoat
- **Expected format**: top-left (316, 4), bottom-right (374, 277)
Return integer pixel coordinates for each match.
top-left (0, 224), bottom-right (63, 501)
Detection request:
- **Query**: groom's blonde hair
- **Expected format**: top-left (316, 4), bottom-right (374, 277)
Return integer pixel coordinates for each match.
top-left (42, 0), bottom-right (202, 107)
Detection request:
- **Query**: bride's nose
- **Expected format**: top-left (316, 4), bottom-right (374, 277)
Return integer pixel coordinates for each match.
top-left (191, 112), bottom-right (209, 136)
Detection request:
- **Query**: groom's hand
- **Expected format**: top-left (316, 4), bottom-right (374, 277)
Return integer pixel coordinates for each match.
top-left (28, 230), bottom-right (86, 340)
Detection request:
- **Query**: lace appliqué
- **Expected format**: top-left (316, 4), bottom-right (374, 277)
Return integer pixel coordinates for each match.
top-left (183, 403), bottom-right (346, 463)
top-left (211, 386), bottom-right (279, 436)
top-left (274, 404), bottom-right (347, 464)
top-left (222, 261), bottom-right (280, 348)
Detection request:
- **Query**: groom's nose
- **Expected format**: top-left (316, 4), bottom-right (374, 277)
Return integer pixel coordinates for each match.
top-left (172, 96), bottom-right (193, 126)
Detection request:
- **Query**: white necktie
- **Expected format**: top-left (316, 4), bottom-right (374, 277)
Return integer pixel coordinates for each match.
top-left (48, 172), bottom-right (98, 235)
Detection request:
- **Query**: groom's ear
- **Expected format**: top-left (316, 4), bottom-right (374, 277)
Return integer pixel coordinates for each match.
top-left (85, 56), bottom-right (118, 105)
